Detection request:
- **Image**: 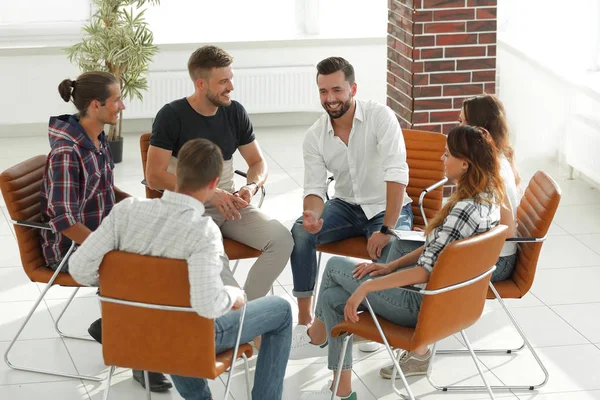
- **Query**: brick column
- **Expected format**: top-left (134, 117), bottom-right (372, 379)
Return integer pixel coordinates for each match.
top-left (387, 0), bottom-right (497, 134)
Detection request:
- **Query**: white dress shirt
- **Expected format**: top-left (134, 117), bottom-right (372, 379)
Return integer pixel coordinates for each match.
top-left (303, 99), bottom-right (411, 220)
top-left (69, 191), bottom-right (242, 319)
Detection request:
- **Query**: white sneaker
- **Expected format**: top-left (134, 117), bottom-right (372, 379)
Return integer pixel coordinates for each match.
top-left (300, 381), bottom-right (358, 400)
top-left (289, 324), bottom-right (328, 360)
top-left (358, 341), bottom-right (380, 353)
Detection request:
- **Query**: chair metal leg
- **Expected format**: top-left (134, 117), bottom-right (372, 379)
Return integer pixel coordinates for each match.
top-left (223, 302), bottom-right (247, 400)
top-left (4, 243), bottom-right (103, 382)
top-left (364, 298), bottom-right (415, 400)
top-left (54, 287), bottom-right (96, 342)
top-left (311, 252), bottom-right (323, 316)
top-left (461, 330), bottom-right (495, 399)
top-left (429, 283), bottom-right (549, 392)
top-left (102, 366), bottom-right (116, 400)
top-left (242, 353), bottom-right (252, 400)
top-left (331, 334), bottom-right (351, 400)
top-left (143, 370), bottom-right (152, 400)
top-left (231, 260), bottom-right (241, 275)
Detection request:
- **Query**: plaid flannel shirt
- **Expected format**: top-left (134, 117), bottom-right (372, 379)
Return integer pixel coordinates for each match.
top-left (418, 198), bottom-right (500, 278)
top-left (40, 115), bottom-right (116, 266)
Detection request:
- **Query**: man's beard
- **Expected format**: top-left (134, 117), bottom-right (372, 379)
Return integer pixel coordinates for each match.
top-left (207, 89), bottom-right (231, 107)
top-left (323, 97), bottom-right (353, 119)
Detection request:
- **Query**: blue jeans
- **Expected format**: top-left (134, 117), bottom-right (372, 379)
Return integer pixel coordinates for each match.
top-left (171, 296), bottom-right (292, 400)
top-left (290, 199), bottom-right (413, 298)
top-left (315, 239), bottom-right (424, 371)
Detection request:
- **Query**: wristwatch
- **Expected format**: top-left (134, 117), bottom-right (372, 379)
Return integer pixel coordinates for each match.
top-left (380, 225), bottom-right (392, 235)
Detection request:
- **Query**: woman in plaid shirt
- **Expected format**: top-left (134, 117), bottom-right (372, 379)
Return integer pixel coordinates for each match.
top-left (295, 125), bottom-right (506, 400)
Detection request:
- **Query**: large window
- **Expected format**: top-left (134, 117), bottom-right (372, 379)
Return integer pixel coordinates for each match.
top-left (0, 0), bottom-right (386, 47)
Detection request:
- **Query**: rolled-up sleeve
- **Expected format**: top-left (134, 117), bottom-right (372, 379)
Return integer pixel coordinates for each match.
top-left (46, 149), bottom-right (81, 233)
top-left (375, 106), bottom-right (409, 186)
top-left (302, 130), bottom-right (328, 202)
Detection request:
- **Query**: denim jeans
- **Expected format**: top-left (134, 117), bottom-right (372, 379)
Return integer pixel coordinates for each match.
top-left (290, 199), bottom-right (413, 298)
top-left (315, 251), bottom-right (423, 371)
top-left (493, 254), bottom-right (517, 282)
top-left (171, 296), bottom-right (292, 400)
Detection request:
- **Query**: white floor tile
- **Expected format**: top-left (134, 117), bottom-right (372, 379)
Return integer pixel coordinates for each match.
top-left (518, 390), bottom-right (600, 399)
top-left (463, 306), bottom-right (589, 349)
top-left (574, 234), bottom-right (600, 256)
top-left (547, 223), bottom-right (568, 236)
top-left (536, 235), bottom-right (600, 269)
top-left (531, 266), bottom-right (600, 305)
top-left (352, 354), bottom-right (516, 399)
top-left (553, 204), bottom-right (600, 235)
top-left (0, 301), bottom-right (60, 342)
top-left (0, 239), bottom-right (21, 268)
top-left (0, 381), bottom-right (90, 400)
top-left (45, 297), bottom-right (101, 340)
top-left (84, 369), bottom-right (184, 400)
top-left (0, 268), bottom-right (42, 302)
top-left (0, 338), bottom-right (78, 385)
top-left (551, 303), bottom-right (600, 343)
top-left (484, 344), bottom-right (600, 393)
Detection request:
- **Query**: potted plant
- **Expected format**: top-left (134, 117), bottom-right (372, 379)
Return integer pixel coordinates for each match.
top-left (66, 0), bottom-right (160, 163)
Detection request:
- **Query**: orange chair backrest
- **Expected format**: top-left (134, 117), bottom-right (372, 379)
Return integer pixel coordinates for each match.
top-left (403, 129), bottom-right (446, 229)
top-left (411, 225), bottom-right (507, 348)
top-left (99, 251), bottom-right (219, 378)
top-left (0, 155), bottom-right (49, 280)
top-left (140, 133), bottom-right (162, 199)
top-left (511, 171), bottom-right (561, 296)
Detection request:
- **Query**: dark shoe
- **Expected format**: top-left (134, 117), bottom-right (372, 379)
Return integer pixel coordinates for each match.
top-left (88, 318), bottom-right (102, 344)
top-left (132, 370), bottom-right (173, 392)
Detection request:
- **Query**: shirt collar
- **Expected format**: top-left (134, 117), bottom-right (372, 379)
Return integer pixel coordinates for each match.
top-left (161, 190), bottom-right (206, 214)
top-left (326, 98), bottom-right (363, 135)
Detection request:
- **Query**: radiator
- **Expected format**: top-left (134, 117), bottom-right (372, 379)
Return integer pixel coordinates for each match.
top-left (565, 115), bottom-right (600, 185)
top-left (125, 66), bottom-right (321, 119)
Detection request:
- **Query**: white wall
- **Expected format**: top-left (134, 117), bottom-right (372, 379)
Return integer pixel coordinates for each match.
top-left (497, 0), bottom-right (600, 183)
top-left (0, 38), bottom-right (386, 133)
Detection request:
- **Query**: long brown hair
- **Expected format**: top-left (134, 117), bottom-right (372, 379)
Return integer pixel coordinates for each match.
top-left (425, 125), bottom-right (505, 236)
top-left (58, 71), bottom-right (117, 117)
top-left (462, 94), bottom-right (520, 185)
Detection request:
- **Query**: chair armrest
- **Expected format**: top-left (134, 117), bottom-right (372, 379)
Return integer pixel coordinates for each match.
top-left (13, 220), bottom-right (52, 230)
top-left (141, 179), bottom-right (164, 193)
top-left (418, 177), bottom-right (448, 226)
top-left (234, 170), bottom-right (266, 208)
top-left (396, 265), bottom-right (496, 296)
top-left (505, 235), bottom-right (547, 243)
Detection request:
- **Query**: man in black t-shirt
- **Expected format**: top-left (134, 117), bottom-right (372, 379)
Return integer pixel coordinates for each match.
top-left (146, 46), bottom-right (293, 304)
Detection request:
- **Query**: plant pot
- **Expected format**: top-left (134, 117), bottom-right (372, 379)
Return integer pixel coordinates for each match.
top-left (108, 137), bottom-right (124, 164)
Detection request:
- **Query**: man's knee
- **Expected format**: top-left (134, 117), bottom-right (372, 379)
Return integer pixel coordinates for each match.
top-left (291, 220), bottom-right (316, 247)
top-left (266, 220), bottom-right (294, 255)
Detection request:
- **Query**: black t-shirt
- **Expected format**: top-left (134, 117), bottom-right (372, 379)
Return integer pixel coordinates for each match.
top-left (150, 98), bottom-right (255, 160)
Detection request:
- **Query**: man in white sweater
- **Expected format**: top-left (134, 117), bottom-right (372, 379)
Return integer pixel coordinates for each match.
top-left (69, 138), bottom-right (292, 400)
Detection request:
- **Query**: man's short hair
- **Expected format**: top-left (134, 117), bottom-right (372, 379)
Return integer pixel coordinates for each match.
top-left (188, 46), bottom-right (233, 82)
top-left (176, 139), bottom-right (223, 192)
top-left (316, 57), bottom-right (355, 85)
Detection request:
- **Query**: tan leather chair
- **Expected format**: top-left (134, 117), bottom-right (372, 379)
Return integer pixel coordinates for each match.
top-left (312, 129), bottom-right (447, 310)
top-left (434, 170), bottom-right (561, 392)
top-left (98, 251), bottom-right (253, 400)
top-left (139, 133), bottom-right (262, 261)
top-left (315, 129), bottom-right (447, 259)
top-left (0, 155), bottom-right (104, 382)
top-left (329, 225), bottom-right (508, 400)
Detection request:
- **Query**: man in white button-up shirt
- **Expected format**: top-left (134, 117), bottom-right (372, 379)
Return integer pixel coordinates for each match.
top-left (290, 57), bottom-right (413, 341)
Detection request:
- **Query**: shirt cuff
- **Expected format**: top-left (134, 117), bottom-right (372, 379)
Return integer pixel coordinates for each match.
top-left (383, 168), bottom-right (410, 186)
top-left (224, 285), bottom-right (244, 307)
top-left (303, 189), bottom-right (327, 203)
top-left (49, 213), bottom-right (78, 233)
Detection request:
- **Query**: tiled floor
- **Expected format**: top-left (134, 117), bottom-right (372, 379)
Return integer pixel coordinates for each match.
top-left (1, 126), bottom-right (600, 399)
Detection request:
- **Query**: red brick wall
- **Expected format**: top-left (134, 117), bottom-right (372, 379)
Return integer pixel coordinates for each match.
top-left (387, 0), bottom-right (497, 134)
